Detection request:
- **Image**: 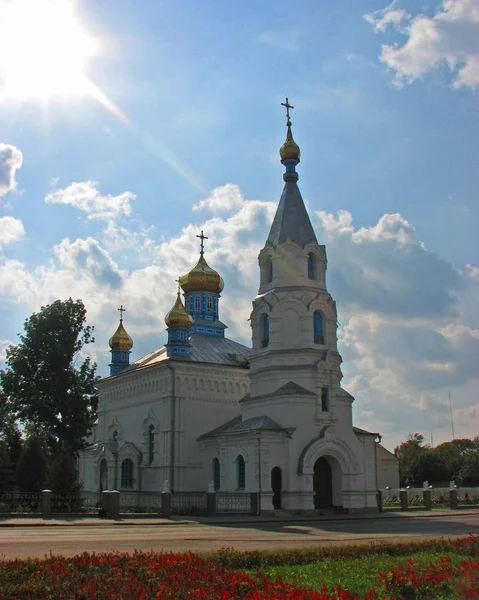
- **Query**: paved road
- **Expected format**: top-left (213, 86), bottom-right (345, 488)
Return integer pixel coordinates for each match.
top-left (2, 513), bottom-right (479, 560)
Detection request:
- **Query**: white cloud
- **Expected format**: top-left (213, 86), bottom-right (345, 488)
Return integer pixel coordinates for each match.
top-left (364, 1), bottom-right (409, 33)
top-left (0, 143), bottom-right (22, 197)
top-left (193, 184), bottom-right (245, 214)
top-left (0, 183), bottom-right (477, 448)
top-left (0, 216), bottom-right (24, 246)
top-left (45, 181), bottom-right (135, 221)
top-left (366, 0), bottom-right (479, 88)
top-left (258, 30), bottom-right (301, 52)
top-left (0, 339), bottom-right (13, 365)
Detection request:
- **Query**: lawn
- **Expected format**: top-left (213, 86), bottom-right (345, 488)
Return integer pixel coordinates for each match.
top-left (0, 536), bottom-right (478, 598)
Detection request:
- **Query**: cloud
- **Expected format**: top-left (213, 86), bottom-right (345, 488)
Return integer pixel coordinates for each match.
top-left (365, 0), bottom-right (479, 88)
top-left (0, 216), bottom-right (24, 246)
top-left (258, 30), bottom-right (301, 52)
top-left (193, 184), bottom-right (245, 214)
top-left (45, 181), bottom-right (135, 221)
top-left (0, 182), bottom-right (477, 448)
top-left (0, 143), bottom-right (23, 197)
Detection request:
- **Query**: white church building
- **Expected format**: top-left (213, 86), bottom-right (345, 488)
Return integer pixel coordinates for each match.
top-left (79, 105), bottom-right (398, 513)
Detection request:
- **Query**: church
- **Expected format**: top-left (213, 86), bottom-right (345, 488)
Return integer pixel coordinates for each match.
top-left (79, 103), bottom-right (398, 513)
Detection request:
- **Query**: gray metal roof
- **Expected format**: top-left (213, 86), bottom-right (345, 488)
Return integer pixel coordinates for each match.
top-left (199, 415), bottom-right (289, 439)
top-left (240, 381), bottom-right (315, 403)
top-left (267, 179), bottom-right (318, 248)
top-left (128, 334), bottom-right (250, 370)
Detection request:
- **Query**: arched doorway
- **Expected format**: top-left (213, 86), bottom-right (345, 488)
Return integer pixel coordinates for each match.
top-left (99, 459), bottom-right (108, 493)
top-left (313, 457), bottom-right (333, 508)
top-left (271, 467), bottom-right (282, 509)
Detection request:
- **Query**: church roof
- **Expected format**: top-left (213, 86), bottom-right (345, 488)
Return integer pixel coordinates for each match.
top-left (123, 334), bottom-right (250, 372)
top-left (353, 426), bottom-right (379, 437)
top-left (240, 381), bottom-right (315, 404)
top-left (267, 180), bottom-right (318, 248)
top-left (199, 415), bottom-right (290, 439)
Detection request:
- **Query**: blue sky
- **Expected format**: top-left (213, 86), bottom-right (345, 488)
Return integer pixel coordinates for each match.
top-left (0, 0), bottom-right (478, 451)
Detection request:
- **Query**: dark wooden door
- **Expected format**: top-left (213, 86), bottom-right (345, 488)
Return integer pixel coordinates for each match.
top-left (313, 457), bottom-right (333, 508)
top-left (271, 467), bottom-right (282, 509)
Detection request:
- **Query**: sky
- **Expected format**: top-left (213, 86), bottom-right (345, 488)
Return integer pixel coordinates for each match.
top-left (0, 0), bottom-right (478, 452)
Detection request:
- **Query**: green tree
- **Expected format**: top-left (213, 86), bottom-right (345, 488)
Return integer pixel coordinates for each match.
top-left (395, 433), bottom-right (428, 485)
top-left (0, 391), bottom-right (22, 492)
top-left (16, 435), bottom-right (48, 492)
top-left (45, 448), bottom-right (82, 495)
top-left (1, 299), bottom-right (99, 456)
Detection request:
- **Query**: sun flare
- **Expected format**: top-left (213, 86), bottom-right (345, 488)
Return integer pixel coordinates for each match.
top-left (0, 0), bottom-right (97, 100)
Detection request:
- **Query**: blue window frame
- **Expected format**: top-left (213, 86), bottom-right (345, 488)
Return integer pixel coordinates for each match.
top-left (236, 455), bottom-right (245, 489)
top-left (314, 311), bottom-right (324, 344)
top-left (261, 314), bottom-right (269, 348)
top-left (195, 296), bottom-right (201, 312)
top-left (121, 458), bottom-right (134, 488)
top-left (212, 458), bottom-right (220, 491)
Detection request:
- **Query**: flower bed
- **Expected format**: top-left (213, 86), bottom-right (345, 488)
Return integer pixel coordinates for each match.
top-left (1, 536), bottom-right (478, 599)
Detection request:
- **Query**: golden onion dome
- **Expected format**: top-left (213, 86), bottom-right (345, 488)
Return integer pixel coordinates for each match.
top-left (165, 292), bottom-right (193, 329)
top-left (179, 254), bottom-right (224, 294)
top-left (280, 121), bottom-right (301, 163)
top-left (109, 318), bottom-right (133, 352)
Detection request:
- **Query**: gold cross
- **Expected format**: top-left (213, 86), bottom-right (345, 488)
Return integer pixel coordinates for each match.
top-left (175, 277), bottom-right (181, 294)
top-left (118, 305), bottom-right (126, 321)
top-left (196, 230), bottom-right (208, 255)
top-left (281, 97), bottom-right (294, 123)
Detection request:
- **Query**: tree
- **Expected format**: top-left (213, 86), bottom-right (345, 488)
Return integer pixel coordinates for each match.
top-left (0, 391), bottom-right (22, 492)
top-left (1, 299), bottom-right (99, 456)
top-left (395, 433), bottom-right (428, 485)
top-left (16, 436), bottom-right (47, 492)
top-left (45, 448), bottom-right (82, 495)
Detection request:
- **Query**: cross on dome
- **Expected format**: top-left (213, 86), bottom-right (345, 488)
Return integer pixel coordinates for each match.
top-left (118, 304), bottom-right (126, 322)
top-left (196, 230), bottom-right (208, 255)
top-left (281, 97), bottom-right (294, 124)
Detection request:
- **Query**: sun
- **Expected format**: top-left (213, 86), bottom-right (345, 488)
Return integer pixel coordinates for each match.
top-left (0, 0), bottom-right (97, 100)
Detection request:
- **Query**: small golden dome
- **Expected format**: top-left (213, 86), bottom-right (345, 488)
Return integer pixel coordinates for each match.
top-left (165, 292), bottom-right (193, 329)
top-left (109, 319), bottom-right (133, 352)
top-left (179, 254), bottom-right (224, 294)
top-left (280, 121), bottom-right (301, 162)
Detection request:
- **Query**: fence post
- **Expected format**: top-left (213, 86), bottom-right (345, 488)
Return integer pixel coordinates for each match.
top-left (377, 490), bottom-right (384, 512)
top-left (251, 492), bottom-right (259, 516)
top-left (102, 490), bottom-right (111, 516)
top-left (399, 489), bottom-right (408, 510)
top-left (207, 491), bottom-right (216, 517)
top-left (42, 489), bottom-right (52, 519)
top-left (109, 490), bottom-right (120, 519)
top-left (449, 489), bottom-right (458, 509)
top-left (423, 489), bottom-right (432, 510)
top-left (161, 492), bottom-right (171, 518)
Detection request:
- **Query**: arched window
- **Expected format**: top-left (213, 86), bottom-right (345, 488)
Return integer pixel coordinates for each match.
top-left (121, 458), bottom-right (134, 488)
top-left (206, 296), bottom-right (213, 312)
top-left (236, 455), bottom-right (245, 489)
top-left (261, 314), bottom-right (269, 348)
top-left (308, 253), bottom-right (316, 279)
top-left (99, 459), bottom-right (108, 493)
top-left (313, 311), bottom-right (324, 344)
top-left (148, 425), bottom-right (155, 465)
top-left (112, 430), bottom-right (118, 442)
top-left (212, 458), bottom-right (220, 491)
top-left (195, 296), bottom-right (201, 312)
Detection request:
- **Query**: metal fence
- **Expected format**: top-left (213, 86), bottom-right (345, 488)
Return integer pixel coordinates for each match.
top-left (119, 491), bottom-right (162, 513)
top-left (0, 492), bottom-right (41, 513)
top-left (216, 492), bottom-right (252, 514)
top-left (171, 492), bottom-right (208, 516)
top-left (381, 487), bottom-right (478, 502)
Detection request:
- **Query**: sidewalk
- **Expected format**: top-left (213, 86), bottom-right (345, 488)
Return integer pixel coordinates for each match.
top-left (1, 507), bottom-right (479, 527)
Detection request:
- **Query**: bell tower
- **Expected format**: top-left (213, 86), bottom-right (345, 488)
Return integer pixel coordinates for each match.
top-left (245, 100), bottom-right (343, 423)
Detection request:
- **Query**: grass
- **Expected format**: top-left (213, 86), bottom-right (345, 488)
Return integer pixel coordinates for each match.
top-left (255, 550), bottom-right (471, 597)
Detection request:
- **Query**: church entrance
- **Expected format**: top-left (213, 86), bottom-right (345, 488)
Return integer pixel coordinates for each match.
top-left (271, 466), bottom-right (282, 509)
top-left (313, 457), bottom-right (333, 508)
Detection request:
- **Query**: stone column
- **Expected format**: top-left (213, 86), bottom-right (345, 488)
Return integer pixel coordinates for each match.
top-left (109, 490), bottom-right (120, 519)
top-left (102, 490), bottom-right (110, 516)
top-left (377, 490), bottom-right (384, 512)
top-left (423, 489), bottom-right (432, 510)
top-left (161, 492), bottom-right (171, 518)
top-left (207, 492), bottom-right (216, 517)
top-left (41, 490), bottom-right (52, 520)
top-left (399, 489), bottom-right (408, 510)
top-left (449, 489), bottom-right (458, 509)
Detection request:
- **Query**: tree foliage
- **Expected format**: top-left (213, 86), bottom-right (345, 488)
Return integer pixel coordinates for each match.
top-left (16, 435), bottom-right (48, 492)
top-left (0, 390), bottom-right (22, 492)
top-left (395, 433), bottom-right (479, 486)
top-left (1, 299), bottom-right (99, 457)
